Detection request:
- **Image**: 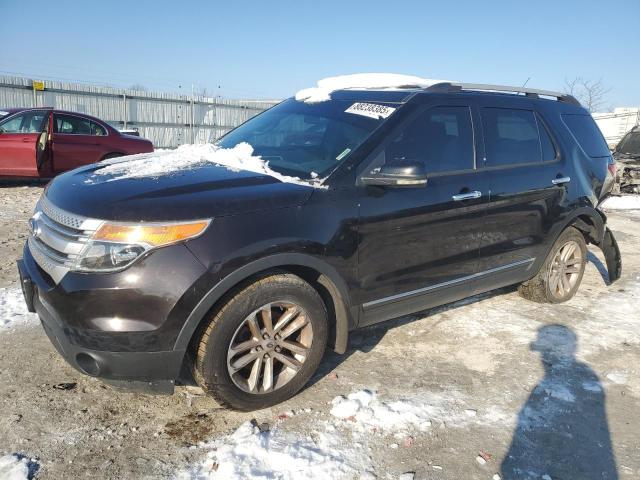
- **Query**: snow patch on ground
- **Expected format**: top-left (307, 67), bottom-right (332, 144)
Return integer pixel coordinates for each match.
top-left (180, 388), bottom-right (509, 479)
top-left (87, 143), bottom-right (323, 188)
top-left (176, 421), bottom-right (365, 480)
top-left (295, 73), bottom-right (451, 103)
top-left (0, 288), bottom-right (38, 331)
top-left (601, 195), bottom-right (640, 210)
top-left (0, 455), bottom-right (30, 480)
top-left (432, 273), bottom-right (640, 359)
top-left (606, 372), bottom-right (628, 384)
top-left (330, 389), bottom-right (509, 433)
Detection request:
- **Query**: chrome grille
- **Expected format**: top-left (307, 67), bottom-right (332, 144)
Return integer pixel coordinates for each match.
top-left (27, 197), bottom-right (103, 284)
top-left (39, 195), bottom-right (86, 229)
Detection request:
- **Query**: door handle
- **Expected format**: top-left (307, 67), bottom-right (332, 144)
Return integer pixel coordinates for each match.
top-left (552, 176), bottom-right (571, 185)
top-left (22, 138), bottom-right (31, 142)
top-left (452, 190), bottom-right (482, 201)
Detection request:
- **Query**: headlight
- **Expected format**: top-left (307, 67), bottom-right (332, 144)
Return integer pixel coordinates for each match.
top-left (72, 220), bottom-right (210, 272)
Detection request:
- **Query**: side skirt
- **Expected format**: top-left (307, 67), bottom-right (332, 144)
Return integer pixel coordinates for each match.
top-left (359, 258), bottom-right (535, 327)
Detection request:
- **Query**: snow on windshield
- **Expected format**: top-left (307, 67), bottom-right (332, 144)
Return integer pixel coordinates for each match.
top-left (86, 143), bottom-right (324, 188)
top-left (295, 73), bottom-right (451, 103)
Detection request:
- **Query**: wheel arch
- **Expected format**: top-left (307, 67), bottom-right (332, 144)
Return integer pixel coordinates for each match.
top-left (570, 212), bottom-right (605, 245)
top-left (100, 152), bottom-right (125, 161)
top-left (174, 253), bottom-right (355, 356)
top-left (551, 206), bottom-right (605, 248)
top-left (526, 206), bottom-right (604, 281)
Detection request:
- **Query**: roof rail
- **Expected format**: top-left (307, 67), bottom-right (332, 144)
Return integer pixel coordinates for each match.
top-left (425, 82), bottom-right (581, 106)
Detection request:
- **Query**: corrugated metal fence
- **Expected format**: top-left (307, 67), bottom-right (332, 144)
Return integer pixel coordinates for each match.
top-left (0, 75), bottom-right (279, 148)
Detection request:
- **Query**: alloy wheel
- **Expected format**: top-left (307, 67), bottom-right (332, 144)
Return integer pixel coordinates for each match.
top-left (548, 240), bottom-right (583, 300)
top-left (227, 302), bottom-right (313, 394)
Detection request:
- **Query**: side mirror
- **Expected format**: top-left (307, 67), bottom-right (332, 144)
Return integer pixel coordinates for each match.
top-left (360, 161), bottom-right (428, 187)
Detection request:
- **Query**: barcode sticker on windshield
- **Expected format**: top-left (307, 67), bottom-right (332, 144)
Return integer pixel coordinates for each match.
top-left (345, 103), bottom-right (396, 120)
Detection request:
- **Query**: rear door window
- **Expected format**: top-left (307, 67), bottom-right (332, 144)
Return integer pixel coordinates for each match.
top-left (54, 114), bottom-right (107, 136)
top-left (561, 114), bottom-right (610, 158)
top-left (384, 105), bottom-right (475, 173)
top-left (481, 108), bottom-right (542, 166)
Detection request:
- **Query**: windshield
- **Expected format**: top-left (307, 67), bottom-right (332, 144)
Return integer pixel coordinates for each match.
top-left (217, 98), bottom-right (395, 179)
top-left (617, 131), bottom-right (640, 155)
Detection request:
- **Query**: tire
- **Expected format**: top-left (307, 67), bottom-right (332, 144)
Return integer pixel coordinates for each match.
top-left (192, 273), bottom-right (328, 411)
top-left (518, 226), bottom-right (587, 304)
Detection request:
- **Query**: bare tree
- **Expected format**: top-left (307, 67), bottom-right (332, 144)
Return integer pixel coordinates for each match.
top-left (128, 83), bottom-right (148, 92)
top-left (195, 86), bottom-right (209, 98)
top-left (563, 77), bottom-right (611, 112)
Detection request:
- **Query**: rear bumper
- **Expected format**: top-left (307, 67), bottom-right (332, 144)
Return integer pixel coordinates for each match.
top-left (16, 241), bottom-right (210, 393)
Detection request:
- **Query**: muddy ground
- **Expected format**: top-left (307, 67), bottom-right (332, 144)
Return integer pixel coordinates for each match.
top-left (0, 184), bottom-right (638, 479)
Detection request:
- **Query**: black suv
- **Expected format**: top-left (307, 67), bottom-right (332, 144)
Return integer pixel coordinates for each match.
top-left (18, 82), bottom-right (622, 411)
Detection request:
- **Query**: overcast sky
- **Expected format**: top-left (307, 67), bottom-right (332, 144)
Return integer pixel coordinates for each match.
top-left (1, 0), bottom-right (638, 107)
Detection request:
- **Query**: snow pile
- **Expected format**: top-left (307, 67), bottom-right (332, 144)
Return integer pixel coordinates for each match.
top-left (0, 288), bottom-right (38, 331)
top-left (176, 421), bottom-right (361, 480)
top-left (601, 195), bottom-right (640, 210)
top-left (330, 389), bottom-right (487, 432)
top-left (295, 73), bottom-right (451, 103)
top-left (87, 143), bottom-right (322, 187)
top-left (0, 455), bottom-right (30, 480)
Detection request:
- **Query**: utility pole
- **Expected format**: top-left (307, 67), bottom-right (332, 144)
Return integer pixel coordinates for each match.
top-left (123, 94), bottom-right (127, 129)
top-left (191, 83), bottom-right (195, 144)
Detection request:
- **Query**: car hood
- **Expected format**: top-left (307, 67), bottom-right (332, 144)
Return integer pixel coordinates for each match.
top-left (613, 152), bottom-right (640, 164)
top-left (44, 161), bottom-right (316, 222)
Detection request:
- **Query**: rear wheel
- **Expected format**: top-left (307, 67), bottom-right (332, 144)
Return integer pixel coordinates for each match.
top-left (192, 273), bottom-right (328, 411)
top-left (518, 227), bottom-right (587, 303)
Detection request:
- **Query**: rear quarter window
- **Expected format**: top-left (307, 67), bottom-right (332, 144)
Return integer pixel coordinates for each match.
top-left (561, 114), bottom-right (610, 158)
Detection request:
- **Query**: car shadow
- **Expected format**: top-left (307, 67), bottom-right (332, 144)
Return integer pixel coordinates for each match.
top-left (309, 286), bottom-right (516, 387)
top-left (587, 250), bottom-right (611, 285)
top-left (501, 324), bottom-right (617, 480)
top-left (0, 179), bottom-right (48, 188)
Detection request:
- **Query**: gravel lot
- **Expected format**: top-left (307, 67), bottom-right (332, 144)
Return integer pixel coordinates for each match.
top-left (0, 184), bottom-right (638, 479)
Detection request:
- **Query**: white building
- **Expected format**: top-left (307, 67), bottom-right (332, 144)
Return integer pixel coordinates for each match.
top-left (593, 107), bottom-right (640, 148)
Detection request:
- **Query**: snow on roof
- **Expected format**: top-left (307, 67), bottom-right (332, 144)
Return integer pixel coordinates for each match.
top-left (295, 73), bottom-right (452, 103)
top-left (87, 143), bottom-right (324, 188)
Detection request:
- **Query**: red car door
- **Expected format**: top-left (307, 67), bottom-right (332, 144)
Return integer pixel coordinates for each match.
top-left (0, 110), bottom-right (50, 177)
top-left (51, 113), bottom-right (108, 173)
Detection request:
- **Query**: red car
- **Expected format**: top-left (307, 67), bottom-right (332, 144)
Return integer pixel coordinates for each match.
top-left (0, 108), bottom-right (153, 178)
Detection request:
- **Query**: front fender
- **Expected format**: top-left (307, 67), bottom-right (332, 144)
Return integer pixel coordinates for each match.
top-left (173, 253), bottom-right (354, 354)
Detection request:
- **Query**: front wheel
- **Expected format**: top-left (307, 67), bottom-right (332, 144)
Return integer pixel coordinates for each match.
top-left (518, 226), bottom-right (587, 303)
top-left (192, 273), bottom-right (328, 411)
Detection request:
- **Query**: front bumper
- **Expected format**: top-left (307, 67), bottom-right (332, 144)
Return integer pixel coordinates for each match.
top-left (18, 242), bottom-right (211, 393)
